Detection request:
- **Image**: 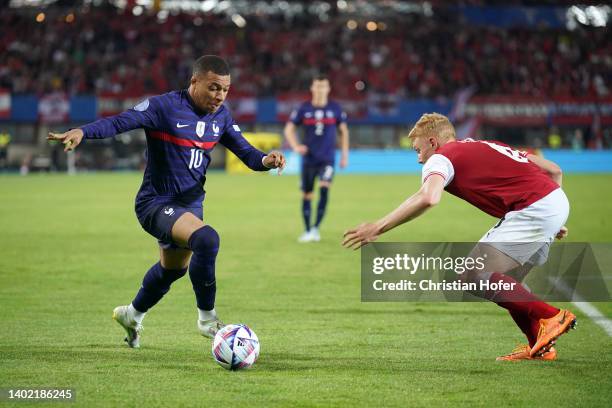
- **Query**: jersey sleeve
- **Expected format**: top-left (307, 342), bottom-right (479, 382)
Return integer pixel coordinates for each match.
top-left (219, 117), bottom-right (268, 172)
top-left (289, 104), bottom-right (304, 125)
top-left (80, 96), bottom-right (162, 139)
top-left (421, 154), bottom-right (454, 187)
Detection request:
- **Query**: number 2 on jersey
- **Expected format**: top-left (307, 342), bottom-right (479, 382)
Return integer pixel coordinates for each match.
top-left (315, 122), bottom-right (324, 136)
top-left (189, 148), bottom-right (204, 169)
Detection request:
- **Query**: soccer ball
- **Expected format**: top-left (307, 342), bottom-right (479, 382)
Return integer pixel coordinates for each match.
top-left (212, 324), bottom-right (260, 370)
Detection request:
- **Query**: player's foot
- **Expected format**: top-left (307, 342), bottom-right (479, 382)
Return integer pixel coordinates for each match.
top-left (496, 344), bottom-right (557, 361)
top-left (112, 305), bottom-right (142, 348)
top-left (298, 230), bottom-right (313, 243)
top-left (530, 309), bottom-right (577, 357)
top-left (198, 318), bottom-right (225, 339)
top-left (310, 227), bottom-right (321, 242)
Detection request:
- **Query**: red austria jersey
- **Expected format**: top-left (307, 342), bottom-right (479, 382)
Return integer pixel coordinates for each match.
top-left (422, 139), bottom-right (559, 218)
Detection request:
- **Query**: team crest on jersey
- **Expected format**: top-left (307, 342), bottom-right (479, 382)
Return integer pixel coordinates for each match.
top-left (212, 123), bottom-right (220, 137)
top-left (196, 121), bottom-right (206, 138)
top-left (326, 110), bottom-right (334, 118)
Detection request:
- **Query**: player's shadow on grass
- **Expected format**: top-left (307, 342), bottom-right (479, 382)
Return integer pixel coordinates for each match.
top-left (259, 351), bottom-right (601, 373)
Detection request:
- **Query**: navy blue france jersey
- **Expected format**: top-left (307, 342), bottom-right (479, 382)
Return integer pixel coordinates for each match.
top-left (81, 90), bottom-right (268, 211)
top-left (290, 101), bottom-right (347, 166)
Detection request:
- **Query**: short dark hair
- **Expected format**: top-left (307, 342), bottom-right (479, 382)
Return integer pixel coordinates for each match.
top-left (193, 55), bottom-right (230, 76)
top-left (312, 73), bottom-right (329, 82)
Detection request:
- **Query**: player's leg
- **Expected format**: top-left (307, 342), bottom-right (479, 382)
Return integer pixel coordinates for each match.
top-left (504, 263), bottom-right (539, 347)
top-left (129, 247), bottom-right (191, 319)
top-left (311, 165), bottom-right (334, 242)
top-left (470, 192), bottom-right (574, 358)
top-left (115, 247), bottom-right (191, 347)
top-left (113, 205), bottom-right (193, 348)
top-left (489, 190), bottom-right (574, 357)
top-left (463, 244), bottom-right (564, 360)
top-left (114, 247), bottom-right (191, 347)
top-left (465, 244), bottom-right (560, 326)
top-left (298, 165), bottom-right (317, 242)
top-left (171, 212), bottom-right (224, 338)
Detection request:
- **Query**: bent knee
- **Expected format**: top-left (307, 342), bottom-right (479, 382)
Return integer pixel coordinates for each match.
top-left (188, 225), bottom-right (220, 254)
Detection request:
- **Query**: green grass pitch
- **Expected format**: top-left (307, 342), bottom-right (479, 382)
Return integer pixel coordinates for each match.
top-left (0, 173), bottom-right (611, 407)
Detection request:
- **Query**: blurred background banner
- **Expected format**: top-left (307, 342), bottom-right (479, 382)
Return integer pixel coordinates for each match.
top-left (225, 132), bottom-right (282, 173)
top-left (1, 94), bottom-right (610, 126)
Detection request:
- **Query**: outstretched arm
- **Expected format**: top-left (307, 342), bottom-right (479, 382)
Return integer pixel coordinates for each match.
top-left (47, 98), bottom-right (160, 151)
top-left (342, 175), bottom-right (445, 249)
top-left (47, 128), bottom-right (84, 152)
top-left (527, 153), bottom-right (562, 186)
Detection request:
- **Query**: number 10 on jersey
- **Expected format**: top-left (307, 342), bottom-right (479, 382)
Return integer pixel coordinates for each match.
top-left (189, 148), bottom-right (204, 169)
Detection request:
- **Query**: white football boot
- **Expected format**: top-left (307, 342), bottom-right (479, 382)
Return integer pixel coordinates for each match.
top-left (298, 230), bottom-right (313, 243)
top-left (112, 305), bottom-right (143, 348)
top-left (309, 227), bottom-right (321, 242)
top-left (198, 318), bottom-right (225, 339)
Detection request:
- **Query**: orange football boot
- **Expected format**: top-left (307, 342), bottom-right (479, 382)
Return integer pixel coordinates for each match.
top-left (496, 344), bottom-right (557, 361)
top-left (530, 309), bottom-right (577, 357)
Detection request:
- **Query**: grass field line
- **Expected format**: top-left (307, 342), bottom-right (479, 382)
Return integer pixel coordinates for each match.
top-left (549, 278), bottom-right (612, 337)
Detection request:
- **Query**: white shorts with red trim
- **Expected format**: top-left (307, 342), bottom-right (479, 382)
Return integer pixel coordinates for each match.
top-left (479, 188), bottom-right (569, 266)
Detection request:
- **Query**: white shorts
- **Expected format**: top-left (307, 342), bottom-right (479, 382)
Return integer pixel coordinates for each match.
top-left (479, 188), bottom-right (570, 266)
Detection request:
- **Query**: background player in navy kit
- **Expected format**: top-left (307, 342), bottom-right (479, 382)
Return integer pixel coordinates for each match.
top-left (47, 55), bottom-right (285, 348)
top-left (284, 75), bottom-right (350, 242)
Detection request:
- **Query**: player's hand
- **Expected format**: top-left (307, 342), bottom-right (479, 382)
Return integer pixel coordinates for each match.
top-left (294, 144), bottom-right (308, 156)
top-left (342, 222), bottom-right (381, 250)
top-left (340, 154), bottom-right (348, 169)
top-left (263, 150), bottom-right (286, 174)
top-left (556, 226), bottom-right (568, 240)
top-left (47, 129), bottom-right (84, 152)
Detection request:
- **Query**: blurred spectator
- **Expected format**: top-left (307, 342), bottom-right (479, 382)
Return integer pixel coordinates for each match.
top-left (0, 130), bottom-right (10, 169)
top-left (0, 6), bottom-right (609, 99)
top-left (547, 127), bottom-right (562, 149)
top-left (571, 128), bottom-right (584, 151)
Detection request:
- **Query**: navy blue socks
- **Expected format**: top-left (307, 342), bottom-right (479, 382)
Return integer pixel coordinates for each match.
top-left (302, 198), bottom-right (312, 231)
top-left (132, 262), bottom-right (187, 313)
top-left (315, 187), bottom-right (329, 228)
top-left (188, 225), bottom-right (220, 311)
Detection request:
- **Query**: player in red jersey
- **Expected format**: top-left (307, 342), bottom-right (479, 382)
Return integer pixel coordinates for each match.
top-left (343, 113), bottom-right (576, 361)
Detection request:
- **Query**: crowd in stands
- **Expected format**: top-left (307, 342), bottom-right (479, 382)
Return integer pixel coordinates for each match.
top-left (1, 5), bottom-right (609, 98)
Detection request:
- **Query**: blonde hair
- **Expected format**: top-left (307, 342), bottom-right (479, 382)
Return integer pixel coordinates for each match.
top-left (408, 113), bottom-right (456, 142)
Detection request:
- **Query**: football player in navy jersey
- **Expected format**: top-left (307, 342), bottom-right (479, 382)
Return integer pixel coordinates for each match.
top-left (48, 55), bottom-right (285, 348)
top-left (284, 75), bottom-right (350, 242)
